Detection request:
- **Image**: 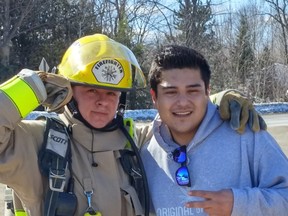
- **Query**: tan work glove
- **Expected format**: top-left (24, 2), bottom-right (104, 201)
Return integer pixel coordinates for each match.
top-left (37, 72), bottom-right (72, 113)
top-left (211, 90), bottom-right (267, 134)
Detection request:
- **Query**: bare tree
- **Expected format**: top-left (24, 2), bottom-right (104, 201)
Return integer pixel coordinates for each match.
top-left (265, 0), bottom-right (288, 63)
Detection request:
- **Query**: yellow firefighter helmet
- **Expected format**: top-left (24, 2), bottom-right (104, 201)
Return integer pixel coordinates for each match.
top-left (57, 33), bottom-right (146, 91)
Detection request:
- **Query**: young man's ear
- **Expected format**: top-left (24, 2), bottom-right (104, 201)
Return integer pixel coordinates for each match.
top-left (206, 85), bottom-right (211, 96)
top-left (150, 89), bottom-right (157, 104)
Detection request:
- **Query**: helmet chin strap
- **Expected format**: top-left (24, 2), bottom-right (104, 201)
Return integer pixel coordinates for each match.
top-left (117, 92), bottom-right (127, 118)
top-left (67, 92), bottom-right (127, 132)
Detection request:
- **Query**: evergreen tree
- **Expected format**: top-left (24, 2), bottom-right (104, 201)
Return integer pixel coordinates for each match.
top-left (174, 0), bottom-right (215, 52)
top-left (234, 11), bottom-right (254, 85)
top-left (11, 0), bottom-right (100, 71)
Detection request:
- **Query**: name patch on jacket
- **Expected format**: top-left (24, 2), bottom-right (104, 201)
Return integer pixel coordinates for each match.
top-left (47, 128), bottom-right (68, 158)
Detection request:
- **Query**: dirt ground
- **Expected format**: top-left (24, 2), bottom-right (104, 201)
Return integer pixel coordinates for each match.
top-left (0, 114), bottom-right (287, 215)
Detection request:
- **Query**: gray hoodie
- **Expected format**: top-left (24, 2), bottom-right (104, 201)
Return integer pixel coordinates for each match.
top-left (140, 101), bottom-right (288, 216)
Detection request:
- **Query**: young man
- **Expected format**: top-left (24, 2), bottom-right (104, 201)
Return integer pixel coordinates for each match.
top-left (139, 45), bottom-right (288, 215)
top-left (0, 34), bottom-right (264, 216)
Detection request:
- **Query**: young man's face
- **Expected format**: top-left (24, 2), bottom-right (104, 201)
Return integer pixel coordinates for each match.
top-left (151, 68), bottom-right (210, 145)
top-left (72, 85), bottom-right (121, 128)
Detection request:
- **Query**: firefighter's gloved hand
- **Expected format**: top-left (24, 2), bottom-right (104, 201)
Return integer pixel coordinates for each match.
top-left (219, 91), bottom-right (267, 134)
top-left (37, 72), bottom-right (72, 113)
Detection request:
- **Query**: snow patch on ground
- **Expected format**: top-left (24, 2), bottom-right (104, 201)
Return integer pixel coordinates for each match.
top-left (26, 102), bottom-right (288, 121)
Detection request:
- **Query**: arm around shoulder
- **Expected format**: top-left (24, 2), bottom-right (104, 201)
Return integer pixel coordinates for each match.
top-left (135, 123), bottom-right (153, 148)
top-left (210, 89), bottom-right (267, 133)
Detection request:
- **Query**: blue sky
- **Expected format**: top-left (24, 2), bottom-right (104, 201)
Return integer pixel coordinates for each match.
top-left (212, 0), bottom-right (265, 13)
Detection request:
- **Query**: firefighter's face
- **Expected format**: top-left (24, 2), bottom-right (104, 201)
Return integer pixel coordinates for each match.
top-left (72, 85), bottom-right (121, 128)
